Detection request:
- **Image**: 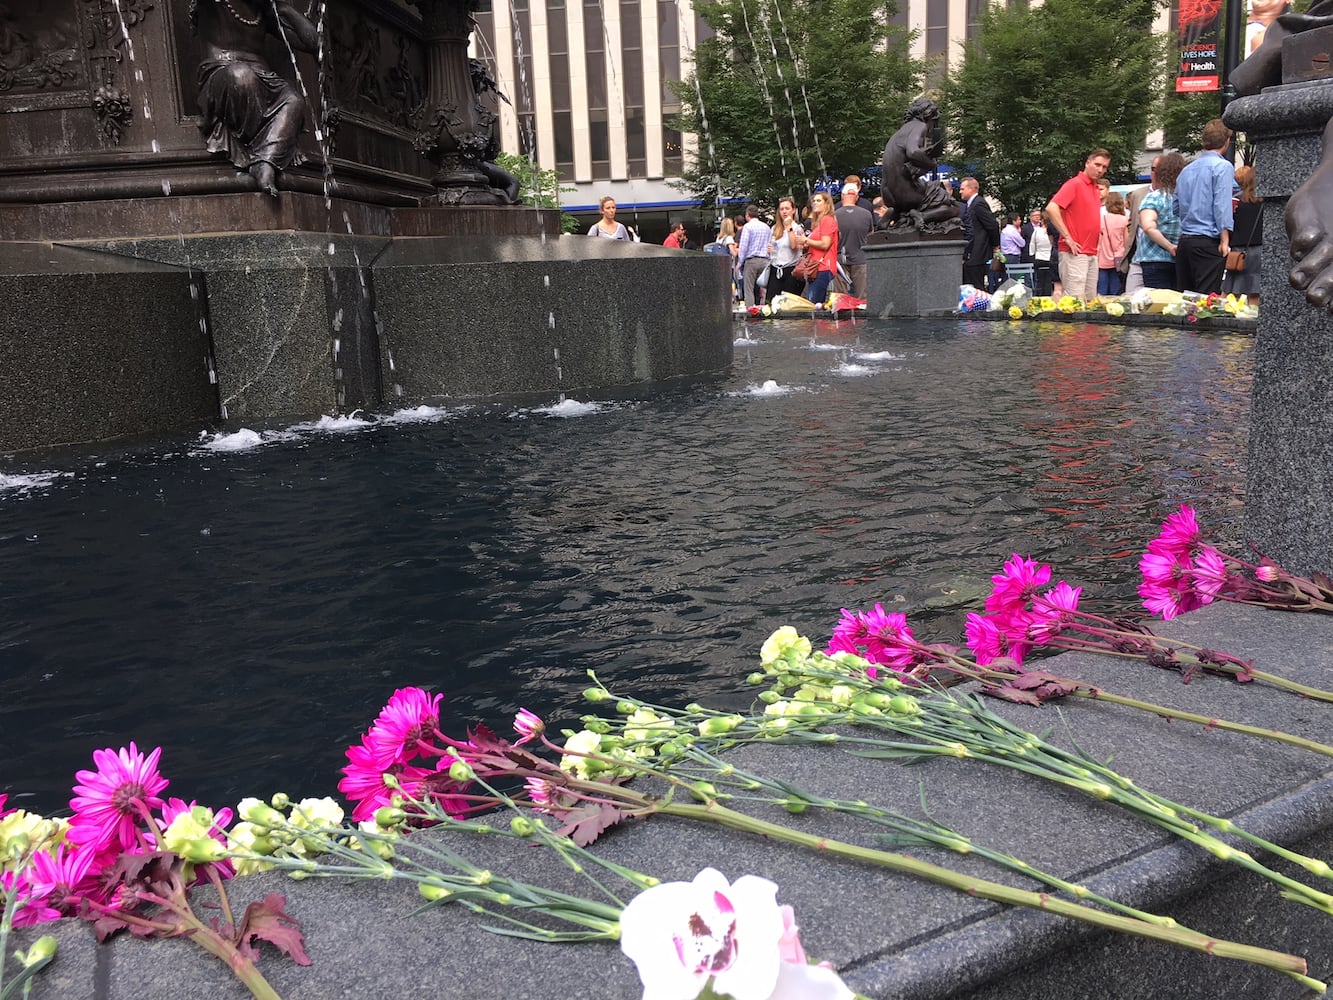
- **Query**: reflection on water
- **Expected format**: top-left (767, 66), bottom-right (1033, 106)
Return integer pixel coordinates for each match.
top-left (0, 318), bottom-right (1251, 813)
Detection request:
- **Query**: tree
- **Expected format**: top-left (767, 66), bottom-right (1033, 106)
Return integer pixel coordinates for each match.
top-left (495, 152), bottom-right (581, 233)
top-left (670, 0), bottom-right (920, 208)
top-left (941, 0), bottom-right (1166, 214)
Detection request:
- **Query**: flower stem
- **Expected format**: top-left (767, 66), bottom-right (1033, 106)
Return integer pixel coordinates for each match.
top-left (657, 800), bottom-right (1324, 992)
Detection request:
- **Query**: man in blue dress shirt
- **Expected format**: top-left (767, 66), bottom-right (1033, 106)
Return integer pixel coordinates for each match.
top-left (1174, 119), bottom-right (1236, 295)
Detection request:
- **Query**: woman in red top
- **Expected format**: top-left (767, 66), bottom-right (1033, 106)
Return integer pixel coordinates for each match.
top-left (797, 190), bottom-right (840, 304)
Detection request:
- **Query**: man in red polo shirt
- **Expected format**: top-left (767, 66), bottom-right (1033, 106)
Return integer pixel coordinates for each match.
top-left (1045, 147), bottom-right (1111, 302)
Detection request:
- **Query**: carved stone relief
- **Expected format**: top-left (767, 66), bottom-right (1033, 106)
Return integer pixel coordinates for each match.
top-left (0, 2), bottom-right (83, 94)
top-left (326, 7), bottom-right (424, 131)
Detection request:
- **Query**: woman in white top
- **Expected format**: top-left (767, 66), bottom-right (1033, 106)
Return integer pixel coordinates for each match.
top-left (588, 196), bottom-right (630, 239)
top-left (765, 196), bottom-right (806, 299)
top-left (1028, 210), bottom-right (1054, 296)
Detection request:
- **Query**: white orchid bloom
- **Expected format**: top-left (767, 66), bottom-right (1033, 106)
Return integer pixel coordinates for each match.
top-left (620, 868), bottom-right (784, 1000)
top-left (619, 868), bottom-right (854, 1000)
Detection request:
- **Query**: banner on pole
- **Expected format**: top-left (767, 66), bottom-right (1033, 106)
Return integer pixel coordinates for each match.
top-left (1176, 0), bottom-right (1223, 92)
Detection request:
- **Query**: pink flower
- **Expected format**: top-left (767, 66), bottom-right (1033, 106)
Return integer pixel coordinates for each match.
top-left (338, 747), bottom-right (431, 823)
top-left (0, 793), bottom-right (8, 817)
top-left (363, 687), bottom-right (444, 764)
top-left (1191, 546), bottom-right (1228, 603)
top-left (7, 843), bottom-right (103, 926)
top-left (777, 905), bottom-right (807, 965)
top-left (965, 612), bottom-right (1029, 667)
top-left (1156, 505), bottom-right (1202, 554)
top-left (67, 742), bottom-right (168, 857)
top-left (513, 708), bottom-right (544, 745)
top-left (1255, 563), bottom-right (1279, 583)
top-left (985, 554), bottom-right (1052, 616)
top-left (826, 605), bottom-right (919, 670)
top-left (525, 777), bottom-right (554, 812)
top-left (1030, 581), bottom-right (1082, 644)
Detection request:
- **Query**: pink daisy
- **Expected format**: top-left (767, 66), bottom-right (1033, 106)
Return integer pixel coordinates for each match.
top-left (363, 687), bottom-right (444, 764)
top-left (1190, 546), bottom-right (1228, 603)
top-left (1030, 581), bottom-right (1082, 644)
top-left (965, 612), bottom-right (1030, 667)
top-left (8, 843), bottom-right (103, 926)
top-left (860, 605), bottom-right (919, 669)
top-left (1155, 505), bottom-right (1202, 557)
top-left (985, 554), bottom-right (1052, 616)
top-left (513, 708), bottom-right (544, 746)
top-left (0, 793), bottom-right (8, 817)
top-left (826, 608), bottom-right (873, 658)
top-left (67, 742), bottom-right (168, 857)
top-left (338, 748), bottom-right (430, 823)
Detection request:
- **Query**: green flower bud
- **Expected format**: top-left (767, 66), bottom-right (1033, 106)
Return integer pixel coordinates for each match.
top-left (689, 781), bottom-right (718, 802)
top-left (17, 936), bottom-right (58, 968)
top-left (373, 806), bottom-right (406, 828)
top-left (782, 797), bottom-right (808, 814)
top-left (474, 870), bottom-right (493, 886)
top-left (510, 816), bottom-right (536, 837)
top-left (269, 792), bottom-right (290, 810)
top-left (746, 672), bottom-right (766, 686)
top-left (582, 687), bottom-right (611, 703)
top-left (685, 703), bottom-right (704, 714)
top-left (757, 689), bottom-right (781, 704)
top-left (615, 700), bottom-right (638, 715)
top-left (447, 759), bottom-right (474, 783)
top-left (888, 695), bottom-right (920, 715)
top-left (697, 714), bottom-right (744, 737)
top-left (419, 882), bottom-right (453, 902)
top-left (583, 718), bottom-right (612, 734)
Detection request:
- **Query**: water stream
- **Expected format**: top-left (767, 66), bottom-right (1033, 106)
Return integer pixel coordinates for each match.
top-left (0, 319), bottom-right (1251, 814)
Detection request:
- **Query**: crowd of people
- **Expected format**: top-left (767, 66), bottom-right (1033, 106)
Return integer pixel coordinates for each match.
top-left (586, 116), bottom-right (1261, 311)
top-left (583, 176), bottom-right (880, 309)
top-left (964, 117), bottom-right (1260, 306)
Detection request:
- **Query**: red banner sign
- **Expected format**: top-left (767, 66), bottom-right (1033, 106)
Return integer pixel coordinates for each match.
top-left (1176, 0), bottom-right (1223, 92)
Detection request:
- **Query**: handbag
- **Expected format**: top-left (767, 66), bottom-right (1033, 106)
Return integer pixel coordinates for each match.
top-left (793, 253), bottom-right (820, 282)
top-left (756, 264), bottom-right (771, 289)
top-left (1225, 204), bottom-right (1262, 273)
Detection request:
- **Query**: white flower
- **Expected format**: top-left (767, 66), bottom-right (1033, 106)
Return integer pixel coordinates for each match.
top-left (620, 868), bottom-right (786, 1000)
top-left (560, 730), bottom-right (603, 777)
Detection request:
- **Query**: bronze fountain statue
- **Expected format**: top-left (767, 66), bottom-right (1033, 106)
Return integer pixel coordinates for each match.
top-left (878, 97), bottom-right (960, 233)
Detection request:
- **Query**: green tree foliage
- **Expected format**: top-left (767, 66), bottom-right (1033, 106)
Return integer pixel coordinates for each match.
top-left (495, 152), bottom-right (581, 233)
top-left (670, 0), bottom-right (920, 207)
top-left (941, 0), bottom-right (1166, 213)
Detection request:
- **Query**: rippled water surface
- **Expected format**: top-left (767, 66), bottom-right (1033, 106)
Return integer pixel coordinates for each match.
top-left (0, 318), bottom-right (1252, 813)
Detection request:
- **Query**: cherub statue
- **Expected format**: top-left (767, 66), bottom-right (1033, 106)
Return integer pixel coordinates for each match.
top-left (190, 0), bottom-right (319, 196)
top-left (1232, 1), bottom-right (1333, 308)
top-left (879, 97), bottom-right (961, 230)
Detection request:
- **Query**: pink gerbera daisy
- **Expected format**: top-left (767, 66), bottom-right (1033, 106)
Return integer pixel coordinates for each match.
top-left (1030, 581), bottom-right (1082, 644)
top-left (363, 687), bottom-right (445, 764)
top-left (826, 608), bottom-right (873, 658)
top-left (985, 554), bottom-right (1052, 616)
top-left (7, 843), bottom-right (103, 926)
top-left (513, 708), bottom-right (544, 746)
top-left (0, 793), bottom-right (9, 817)
top-left (67, 742), bottom-right (168, 857)
top-left (860, 605), bottom-right (919, 669)
top-left (1190, 546), bottom-right (1228, 603)
top-left (965, 612), bottom-right (1030, 667)
top-left (338, 746), bottom-right (431, 823)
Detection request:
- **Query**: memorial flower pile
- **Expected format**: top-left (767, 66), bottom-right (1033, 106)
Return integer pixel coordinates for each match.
top-left (6, 511), bottom-right (1333, 997)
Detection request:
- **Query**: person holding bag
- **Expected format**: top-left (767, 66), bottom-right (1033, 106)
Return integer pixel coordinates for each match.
top-left (794, 191), bottom-right (840, 305)
top-left (1223, 164), bottom-right (1263, 306)
top-left (766, 196), bottom-right (806, 300)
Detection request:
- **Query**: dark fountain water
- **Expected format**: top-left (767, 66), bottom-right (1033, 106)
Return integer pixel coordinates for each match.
top-left (0, 317), bottom-right (1251, 815)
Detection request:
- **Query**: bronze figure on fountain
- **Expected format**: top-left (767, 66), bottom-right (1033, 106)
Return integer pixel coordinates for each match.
top-left (877, 97), bottom-right (961, 235)
top-left (189, 0), bottom-right (318, 197)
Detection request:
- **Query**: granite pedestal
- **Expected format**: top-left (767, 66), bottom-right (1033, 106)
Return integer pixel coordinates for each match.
top-left (0, 243), bottom-right (216, 452)
top-left (0, 233), bottom-right (734, 450)
top-left (1225, 81), bottom-right (1333, 577)
top-left (864, 240), bottom-right (965, 317)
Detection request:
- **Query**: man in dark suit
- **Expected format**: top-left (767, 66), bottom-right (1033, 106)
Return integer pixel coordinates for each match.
top-left (960, 176), bottom-right (1000, 290)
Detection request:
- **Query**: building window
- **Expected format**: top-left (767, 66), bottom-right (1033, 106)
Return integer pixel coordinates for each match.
top-left (584, 0), bottom-right (608, 179)
top-left (547, 0), bottom-right (574, 179)
top-left (510, 0), bottom-right (538, 156)
top-left (590, 112), bottom-right (610, 181)
top-left (620, 0), bottom-right (645, 177)
top-left (926, 0), bottom-right (948, 58)
top-left (663, 125), bottom-right (683, 177)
